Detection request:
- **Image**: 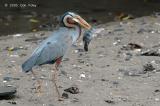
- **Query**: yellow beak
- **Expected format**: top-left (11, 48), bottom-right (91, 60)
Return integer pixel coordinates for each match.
top-left (72, 16), bottom-right (91, 30)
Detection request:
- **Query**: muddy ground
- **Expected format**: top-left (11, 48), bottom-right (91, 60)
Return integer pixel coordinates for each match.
top-left (0, 15), bottom-right (160, 106)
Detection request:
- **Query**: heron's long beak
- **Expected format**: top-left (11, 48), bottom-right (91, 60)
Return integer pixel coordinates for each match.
top-left (72, 16), bottom-right (91, 30)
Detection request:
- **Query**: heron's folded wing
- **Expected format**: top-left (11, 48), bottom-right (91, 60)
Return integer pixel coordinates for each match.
top-left (35, 41), bottom-right (67, 65)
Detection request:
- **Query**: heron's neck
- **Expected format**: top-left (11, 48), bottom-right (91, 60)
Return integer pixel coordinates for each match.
top-left (71, 25), bottom-right (81, 44)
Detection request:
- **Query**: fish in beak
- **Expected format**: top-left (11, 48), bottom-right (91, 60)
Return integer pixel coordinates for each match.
top-left (70, 15), bottom-right (92, 42)
top-left (83, 28), bottom-right (94, 51)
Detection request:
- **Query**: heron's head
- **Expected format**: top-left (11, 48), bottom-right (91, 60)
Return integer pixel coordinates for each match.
top-left (61, 12), bottom-right (91, 30)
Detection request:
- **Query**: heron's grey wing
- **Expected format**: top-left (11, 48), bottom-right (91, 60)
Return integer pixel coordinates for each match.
top-left (22, 28), bottom-right (72, 72)
top-left (36, 40), bottom-right (67, 65)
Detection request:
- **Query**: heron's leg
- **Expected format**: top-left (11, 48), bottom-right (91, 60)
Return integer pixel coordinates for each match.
top-left (52, 57), bottom-right (63, 101)
top-left (31, 70), bottom-right (42, 95)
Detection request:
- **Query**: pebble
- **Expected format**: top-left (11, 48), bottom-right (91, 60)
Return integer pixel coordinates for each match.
top-left (62, 92), bottom-right (69, 99)
top-left (74, 50), bottom-right (79, 53)
top-left (143, 63), bottom-right (155, 72)
top-left (104, 100), bottom-right (115, 104)
top-left (113, 40), bottom-right (121, 45)
top-left (154, 89), bottom-right (160, 93)
top-left (141, 49), bottom-right (160, 56)
top-left (121, 43), bottom-right (142, 50)
top-left (79, 73), bottom-right (86, 79)
top-left (12, 34), bottom-right (23, 37)
top-left (3, 77), bottom-right (20, 81)
top-left (101, 79), bottom-right (109, 82)
top-left (0, 86), bottom-right (17, 97)
top-left (64, 87), bottom-right (79, 94)
top-left (155, 98), bottom-right (160, 102)
top-left (10, 55), bottom-right (19, 58)
top-left (8, 101), bottom-right (17, 105)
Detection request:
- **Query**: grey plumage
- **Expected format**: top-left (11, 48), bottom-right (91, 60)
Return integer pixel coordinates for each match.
top-left (21, 12), bottom-right (91, 100)
top-left (22, 27), bottom-right (79, 73)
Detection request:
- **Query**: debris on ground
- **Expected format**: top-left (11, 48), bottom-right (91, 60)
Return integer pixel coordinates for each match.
top-left (154, 89), bottom-right (160, 93)
top-left (121, 43), bottom-right (142, 51)
top-left (104, 99), bottom-right (115, 104)
top-left (62, 92), bottom-right (69, 99)
top-left (3, 77), bottom-right (20, 82)
top-left (143, 63), bottom-right (156, 73)
top-left (0, 86), bottom-right (17, 98)
top-left (141, 49), bottom-right (160, 56)
top-left (64, 87), bottom-right (79, 94)
top-left (12, 34), bottom-right (23, 37)
top-left (6, 46), bottom-right (25, 51)
top-left (79, 73), bottom-right (86, 79)
top-left (8, 101), bottom-right (17, 105)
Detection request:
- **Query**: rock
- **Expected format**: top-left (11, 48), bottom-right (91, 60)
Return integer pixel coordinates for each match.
top-left (64, 87), bottom-right (79, 94)
top-left (113, 39), bottom-right (121, 46)
top-left (143, 63), bottom-right (155, 72)
top-left (3, 77), bottom-right (20, 82)
top-left (104, 100), bottom-right (115, 104)
top-left (6, 46), bottom-right (24, 51)
top-left (0, 86), bottom-right (16, 97)
top-left (112, 81), bottom-right (119, 85)
top-left (155, 98), bottom-right (160, 102)
top-left (8, 101), bottom-right (17, 104)
top-left (101, 78), bottom-right (109, 82)
top-left (77, 59), bottom-right (85, 64)
top-left (121, 43), bottom-right (142, 51)
top-left (79, 73), bottom-right (86, 79)
top-left (12, 34), bottom-right (23, 37)
top-left (154, 89), bottom-right (160, 93)
top-left (141, 49), bottom-right (160, 56)
top-left (62, 92), bottom-right (69, 99)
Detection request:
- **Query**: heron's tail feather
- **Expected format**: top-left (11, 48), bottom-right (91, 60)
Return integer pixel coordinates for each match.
top-left (22, 55), bottom-right (37, 73)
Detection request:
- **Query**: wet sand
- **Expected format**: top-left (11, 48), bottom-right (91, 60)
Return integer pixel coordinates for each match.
top-left (0, 15), bottom-right (160, 106)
